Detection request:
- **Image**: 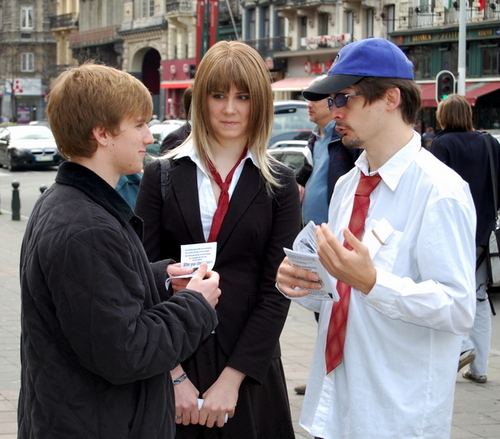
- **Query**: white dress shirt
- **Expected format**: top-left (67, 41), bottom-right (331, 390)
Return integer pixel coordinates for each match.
top-left (292, 132), bottom-right (477, 439)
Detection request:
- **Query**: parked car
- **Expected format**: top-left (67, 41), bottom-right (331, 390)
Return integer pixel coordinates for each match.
top-left (269, 139), bottom-right (309, 150)
top-left (0, 125), bottom-right (63, 171)
top-left (145, 120), bottom-right (186, 164)
top-left (271, 100), bottom-right (315, 146)
top-left (268, 143), bottom-right (312, 175)
top-left (486, 129), bottom-right (500, 142)
top-left (149, 120), bottom-right (185, 145)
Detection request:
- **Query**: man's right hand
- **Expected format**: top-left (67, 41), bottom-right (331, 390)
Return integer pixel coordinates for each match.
top-left (186, 263), bottom-right (221, 308)
top-left (276, 257), bottom-right (321, 297)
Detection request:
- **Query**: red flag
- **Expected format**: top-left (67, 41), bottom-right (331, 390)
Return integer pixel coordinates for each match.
top-left (479, 0), bottom-right (486, 10)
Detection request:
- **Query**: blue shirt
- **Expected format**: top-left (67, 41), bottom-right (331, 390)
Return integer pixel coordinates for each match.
top-left (115, 173), bottom-right (143, 210)
top-left (302, 120), bottom-right (336, 225)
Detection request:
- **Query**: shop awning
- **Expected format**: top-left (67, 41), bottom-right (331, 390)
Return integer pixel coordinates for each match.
top-left (419, 81), bottom-right (500, 107)
top-left (271, 77), bottom-right (315, 92)
top-left (160, 80), bottom-right (194, 89)
top-left (419, 84), bottom-right (437, 108)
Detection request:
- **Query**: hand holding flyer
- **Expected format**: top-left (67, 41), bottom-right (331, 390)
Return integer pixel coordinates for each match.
top-left (284, 221), bottom-right (339, 301)
top-left (170, 242), bottom-right (217, 279)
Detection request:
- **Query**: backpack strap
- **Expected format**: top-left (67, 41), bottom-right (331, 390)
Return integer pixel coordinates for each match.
top-left (159, 159), bottom-right (171, 202)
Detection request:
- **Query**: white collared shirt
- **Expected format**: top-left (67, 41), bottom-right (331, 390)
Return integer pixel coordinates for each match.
top-left (174, 141), bottom-right (259, 241)
top-left (292, 132), bottom-right (477, 439)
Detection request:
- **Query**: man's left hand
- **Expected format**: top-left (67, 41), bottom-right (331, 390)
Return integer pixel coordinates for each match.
top-left (316, 224), bottom-right (376, 295)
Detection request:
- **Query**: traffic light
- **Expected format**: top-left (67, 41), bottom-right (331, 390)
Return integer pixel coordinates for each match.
top-left (436, 70), bottom-right (456, 103)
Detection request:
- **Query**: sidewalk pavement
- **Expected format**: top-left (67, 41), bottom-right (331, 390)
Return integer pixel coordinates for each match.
top-left (1, 211), bottom-right (499, 439)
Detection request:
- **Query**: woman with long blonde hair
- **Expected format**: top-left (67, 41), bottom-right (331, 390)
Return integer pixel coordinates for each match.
top-left (135, 41), bottom-right (300, 438)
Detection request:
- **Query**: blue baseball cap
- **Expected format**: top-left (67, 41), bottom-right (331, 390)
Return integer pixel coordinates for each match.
top-left (303, 38), bottom-right (414, 101)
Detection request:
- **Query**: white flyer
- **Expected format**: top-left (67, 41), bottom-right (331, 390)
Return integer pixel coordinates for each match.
top-left (283, 221), bottom-right (339, 301)
top-left (170, 242), bottom-right (217, 279)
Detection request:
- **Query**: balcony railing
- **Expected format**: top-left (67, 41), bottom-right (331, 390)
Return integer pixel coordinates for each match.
top-left (278, 0), bottom-right (337, 6)
top-left (49, 13), bottom-right (78, 29)
top-left (244, 37), bottom-right (290, 58)
top-left (166, 1), bottom-right (193, 14)
top-left (405, 5), bottom-right (500, 29)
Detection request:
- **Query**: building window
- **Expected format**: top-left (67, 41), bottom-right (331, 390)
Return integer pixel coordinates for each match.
top-left (140, 0), bottom-right (154, 18)
top-left (20, 5), bottom-right (33, 30)
top-left (407, 46), bottom-right (431, 80)
top-left (21, 52), bottom-right (34, 72)
top-left (318, 13), bottom-right (328, 36)
top-left (482, 47), bottom-right (500, 76)
top-left (441, 44), bottom-right (458, 75)
top-left (262, 6), bottom-right (270, 39)
top-left (299, 16), bottom-right (308, 49)
top-left (300, 16), bottom-right (307, 38)
top-left (345, 11), bottom-right (354, 37)
top-left (248, 8), bottom-right (256, 40)
top-left (365, 8), bottom-right (374, 38)
top-left (386, 5), bottom-right (395, 34)
top-left (278, 15), bottom-right (286, 38)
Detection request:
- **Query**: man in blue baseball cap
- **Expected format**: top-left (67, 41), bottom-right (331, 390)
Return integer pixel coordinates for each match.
top-left (276, 38), bottom-right (476, 439)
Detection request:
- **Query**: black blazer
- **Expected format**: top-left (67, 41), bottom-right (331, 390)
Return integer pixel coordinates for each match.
top-left (135, 156), bottom-right (301, 383)
top-left (431, 129), bottom-right (500, 247)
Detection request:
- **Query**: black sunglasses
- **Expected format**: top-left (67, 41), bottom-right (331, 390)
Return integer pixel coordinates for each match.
top-left (327, 92), bottom-right (363, 110)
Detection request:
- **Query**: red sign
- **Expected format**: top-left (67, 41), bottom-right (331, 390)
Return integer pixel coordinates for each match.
top-left (304, 62), bottom-right (334, 74)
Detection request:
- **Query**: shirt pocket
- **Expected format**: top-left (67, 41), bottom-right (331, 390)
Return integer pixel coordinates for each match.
top-left (365, 218), bottom-right (403, 272)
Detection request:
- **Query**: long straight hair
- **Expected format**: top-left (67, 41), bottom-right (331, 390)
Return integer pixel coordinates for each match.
top-left (169, 41), bottom-right (280, 191)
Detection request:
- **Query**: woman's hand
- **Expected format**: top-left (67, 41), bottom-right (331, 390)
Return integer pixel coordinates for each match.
top-left (198, 367), bottom-right (243, 428)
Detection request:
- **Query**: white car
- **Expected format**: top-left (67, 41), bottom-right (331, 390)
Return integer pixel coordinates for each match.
top-left (268, 144), bottom-right (312, 175)
top-left (149, 120), bottom-right (185, 144)
top-left (486, 129), bottom-right (500, 142)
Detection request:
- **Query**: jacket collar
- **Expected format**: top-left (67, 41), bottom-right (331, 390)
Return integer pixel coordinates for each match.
top-left (55, 161), bottom-right (142, 236)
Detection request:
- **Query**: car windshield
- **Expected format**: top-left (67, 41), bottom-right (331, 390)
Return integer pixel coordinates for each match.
top-left (273, 106), bottom-right (315, 133)
top-left (149, 122), bottom-right (184, 143)
top-left (10, 126), bottom-right (54, 140)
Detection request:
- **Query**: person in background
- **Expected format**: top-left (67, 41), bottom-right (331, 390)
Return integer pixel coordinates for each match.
top-left (135, 40), bottom-right (300, 438)
top-left (421, 126), bottom-right (436, 149)
top-left (160, 86), bottom-right (193, 155)
top-left (115, 172), bottom-right (143, 209)
top-left (276, 37), bottom-right (476, 439)
top-left (148, 113), bottom-right (160, 127)
top-left (430, 94), bottom-right (500, 383)
top-left (293, 75), bottom-right (361, 396)
top-left (18, 62), bottom-right (221, 439)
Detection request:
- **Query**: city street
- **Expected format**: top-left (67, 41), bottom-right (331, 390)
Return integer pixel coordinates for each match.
top-left (0, 166), bottom-right (499, 438)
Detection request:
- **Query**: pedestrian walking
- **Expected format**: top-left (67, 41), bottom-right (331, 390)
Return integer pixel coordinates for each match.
top-left (431, 93), bottom-right (500, 383)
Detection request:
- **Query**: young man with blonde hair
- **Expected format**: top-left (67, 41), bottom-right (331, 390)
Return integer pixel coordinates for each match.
top-left (18, 62), bottom-right (221, 439)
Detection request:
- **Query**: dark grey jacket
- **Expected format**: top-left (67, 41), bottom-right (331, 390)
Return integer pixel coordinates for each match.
top-left (18, 161), bottom-right (217, 439)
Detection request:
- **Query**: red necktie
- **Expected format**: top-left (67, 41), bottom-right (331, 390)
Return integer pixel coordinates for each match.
top-left (325, 172), bottom-right (382, 374)
top-left (207, 148), bottom-right (247, 242)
